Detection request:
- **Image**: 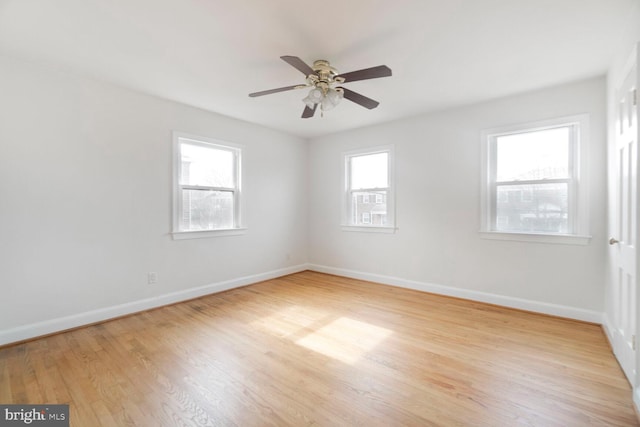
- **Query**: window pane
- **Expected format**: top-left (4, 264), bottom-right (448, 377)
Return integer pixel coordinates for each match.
top-left (181, 143), bottom-right (234, 187)
top-left (496, 127), bottom-right (569, 182)
top-left (351, 152), bottom-right (388, 189)
top-left (350, 191), bottom-right (387, 226)
top-left (495, 183), bottom-right (568, 233)
top-left (181, 190), bottom-right (234, 231)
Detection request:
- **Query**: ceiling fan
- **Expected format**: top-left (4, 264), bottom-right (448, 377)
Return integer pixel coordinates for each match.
top-left (249, 56), bottom-right (392, 118)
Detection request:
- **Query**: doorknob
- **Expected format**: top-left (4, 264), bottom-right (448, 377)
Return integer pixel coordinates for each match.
top-left (609, 237), bottom-right (620, 245)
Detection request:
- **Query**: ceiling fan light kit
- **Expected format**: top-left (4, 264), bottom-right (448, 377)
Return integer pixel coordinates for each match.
top-left (249, 56), bottom-right (392, 119)
top-left (302, 87), bottom-right (324, 108)
top-left (319, 87), bottom-right (344, 112)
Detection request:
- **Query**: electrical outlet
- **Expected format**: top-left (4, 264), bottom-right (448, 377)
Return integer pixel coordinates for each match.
top-left (148, 272), bottom-right (158, 285)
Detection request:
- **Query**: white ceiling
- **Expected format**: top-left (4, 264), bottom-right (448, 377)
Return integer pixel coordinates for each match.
top-left (0, 0), bottom-right (636, 138)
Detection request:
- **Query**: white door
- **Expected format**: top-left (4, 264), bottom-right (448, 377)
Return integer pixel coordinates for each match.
top-left (609, 52), bottom-right (638, 385)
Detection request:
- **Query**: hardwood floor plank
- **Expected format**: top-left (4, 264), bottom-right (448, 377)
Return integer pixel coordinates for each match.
top-left (1, 271), bottom-right (638, 426)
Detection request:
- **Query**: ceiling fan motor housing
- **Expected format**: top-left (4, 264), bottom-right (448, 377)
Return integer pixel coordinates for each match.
top-left (309, 60), bottom-right (345, 93)
top-left (312, 60), bottom-right (338, 78)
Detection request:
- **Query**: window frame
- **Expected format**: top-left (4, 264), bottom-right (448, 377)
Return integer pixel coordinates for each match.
top-left (172, 132), bottom-right (245, 240)
top-left (480, 115), bottom-right (590, 245)
top-left (342, 145), bottom-right (396, 233)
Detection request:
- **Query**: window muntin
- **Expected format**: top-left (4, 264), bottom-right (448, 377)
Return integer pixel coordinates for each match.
top-left (343, 147), bottom-right (394, 230)
top-left (481, 115), bottom-right (588, 243)
top-left (173, 133), bottom-right (242, 235)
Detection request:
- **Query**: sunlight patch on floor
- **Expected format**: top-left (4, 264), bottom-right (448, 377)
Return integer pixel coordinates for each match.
top-left (295, 317), bottom-right (393, 364)
top-left (251, 305), bottom-right (329, 337)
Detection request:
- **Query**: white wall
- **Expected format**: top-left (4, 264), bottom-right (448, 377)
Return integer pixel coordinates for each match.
top-left (0, 55), bottom-right (308, 344)
top-left (308, 77), bottom-right (607, 319)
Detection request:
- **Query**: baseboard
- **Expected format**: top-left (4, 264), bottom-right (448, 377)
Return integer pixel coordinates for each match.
top-left (0, 264), bottom-right (309, 347)
top-left (308, 264), bottom-right (603, 324)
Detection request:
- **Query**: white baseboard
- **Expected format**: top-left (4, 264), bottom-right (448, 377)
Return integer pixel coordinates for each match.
top-left (0, 264), bottom-right (309, 346)
top-left (308, 264), bottom-right (603, 324)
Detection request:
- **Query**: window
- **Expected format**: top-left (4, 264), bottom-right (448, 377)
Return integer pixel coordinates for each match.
top-left (172, 132), bottom-right (244, 239)
top-left (343, 146), bottom-right (395, 232)
top-left (480, 115), bottom-right (590, 244)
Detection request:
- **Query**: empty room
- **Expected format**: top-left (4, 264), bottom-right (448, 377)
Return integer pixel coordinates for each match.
top-left (1, 0), bottom-right (640, 425)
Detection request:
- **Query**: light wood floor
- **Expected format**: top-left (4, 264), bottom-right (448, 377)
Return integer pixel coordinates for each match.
top-left (1, 271), bottom-right (638, 426)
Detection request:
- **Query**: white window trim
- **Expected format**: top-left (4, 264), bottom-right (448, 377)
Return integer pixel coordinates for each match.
top-left (171, 131), bottom-right (246, 240)
top-left (341, 145), bottom-right (396, 233)
top-left (479, 115), bottom-right (591, 245)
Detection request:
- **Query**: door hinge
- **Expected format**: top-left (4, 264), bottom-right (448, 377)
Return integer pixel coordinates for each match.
top-left (633, 89), bottom-right (637, 106)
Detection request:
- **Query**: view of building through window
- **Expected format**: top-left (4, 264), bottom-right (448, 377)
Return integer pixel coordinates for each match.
top-left (353, 191), bottom-right (387, 225)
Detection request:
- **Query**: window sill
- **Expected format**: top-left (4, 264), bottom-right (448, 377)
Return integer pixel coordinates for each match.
top-left (172, 228), bottom-right (248, 240)
top-left (341, 225), bottom-right (397, 234)
top-left (479, 231), bottom-right (591, 245)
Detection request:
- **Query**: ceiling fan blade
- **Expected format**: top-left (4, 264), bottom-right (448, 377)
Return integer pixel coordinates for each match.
top-left (281, 55), bottom-right (315, 76)
top-left (249, 85), bottom-right (302, 97)
top-left (340, 87), bottom-right (380, 109)
top-left (339, 65), bottom-right (392, 83)
top-left (302, 103), bottom-right (317, 119)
